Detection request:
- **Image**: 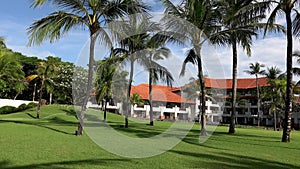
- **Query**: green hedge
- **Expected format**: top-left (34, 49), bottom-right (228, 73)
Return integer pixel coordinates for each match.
top-left (0, 102), bottom-right (38, 114)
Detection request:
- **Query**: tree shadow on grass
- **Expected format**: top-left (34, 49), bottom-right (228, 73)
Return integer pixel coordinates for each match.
top-left (0, 119), bottom-right (74, 135)
top-left (169, 150), bottom-right (299, 169)
top-left (1, 158), bottom-right (131, 169)
top-left (26, 113), bottom-right (36, 119)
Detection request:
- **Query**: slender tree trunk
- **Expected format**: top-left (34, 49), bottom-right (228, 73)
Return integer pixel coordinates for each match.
top-left (229, 42), bottom-right (237, 134)
top-left (195, 45), bottom-right (207, 136)
top-left (274, 111), bottom-right (277, 131)
top-left (14, 93), bottom-right (19, 100)
top-left (282, 10), bottom-right (293, 142)
top-left (37, 80), bottom-right (44, 119)
top-left (76, 33), bottom-right (96, 136)
top-left (149, 60), bottom-right (154, 126)
top-left (125, 58), bottom-right (135, 128)
top-left (33, 83), bottom-right (37, 101)
top-left (49, 93), bottom-right (53, 105)
top-left (104, 97), bottom-right (107, 122)
top-left (256, 75), bottom-right (260, 126)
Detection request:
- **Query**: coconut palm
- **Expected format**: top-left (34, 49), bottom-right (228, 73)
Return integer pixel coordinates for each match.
top-left (244, 62), bottom-right (265, 126)
top-left (28, 0), bottom-right (148, 135)
top-left (161, 0), bottom-right (221, 136)
top-left (35, 56), bottom-right (58, 118)
top-left (144, 34), bottom-right (173, 126)
top-left (265, 66), bottom-right (283, 80)
top-left (109, 14), bottom-right (173, 127)
top-left (210, 0), bottom-right (276, 134)
top-left (264, 0), bottom-right (300, 142)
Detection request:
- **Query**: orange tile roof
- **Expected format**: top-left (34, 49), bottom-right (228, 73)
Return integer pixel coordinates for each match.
top-left (131, 84), bottom-right (194, 104)
top-left (204, 77), bottom-right (270, 89)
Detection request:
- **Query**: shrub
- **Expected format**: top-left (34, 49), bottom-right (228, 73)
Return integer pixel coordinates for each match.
top-left (0, 106), bottom-right (18, 114)
top-left (27, 102), bottom-right (38, 109)
top-left (18, 104), bottom-right (27, 111)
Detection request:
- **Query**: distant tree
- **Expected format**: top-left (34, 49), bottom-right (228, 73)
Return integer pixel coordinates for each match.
top-left (244, 62), bottom-right (265, 126)
top-left (0, 51), bottom-right (26, 99)
top-left (34, 56), bottom-right (59, 118)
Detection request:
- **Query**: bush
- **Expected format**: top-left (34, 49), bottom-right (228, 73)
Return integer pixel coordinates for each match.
top-left (27, 102), bottom-right (38, 109)
top-left (0, 102), bottom-right (38, 114)
top-left (0, 106), bottom-right (18, 114)
top-left (17, 103), bottom-right (27, 111)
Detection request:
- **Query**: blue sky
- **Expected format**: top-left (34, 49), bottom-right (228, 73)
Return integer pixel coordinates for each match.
top-left (1, 0), bottom-right (300, 81)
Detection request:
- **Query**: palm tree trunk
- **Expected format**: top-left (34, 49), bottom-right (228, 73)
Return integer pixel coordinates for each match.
top-left (195, 45), bottom-right (207, 136)
top-left (282, 10), bottom-right (293, 142)
top-left (256, 74), bottom-right (260, 126)
top-left (76, 33), bottom-right (96, 136)
top-left (149, 68), bottom-right (154, 126)
top-left (125, 58), bottom-right (135, 128)
top-left (104, 97), bottom-right (107, 122)
top-left (37, 80), bottom-right (44, 119)
top-left (229, 42), bottom-right (237, 134)
top-left (33, 83), bottom-right (37, 101)
top-left (274, 110), bottom-right (277, 131)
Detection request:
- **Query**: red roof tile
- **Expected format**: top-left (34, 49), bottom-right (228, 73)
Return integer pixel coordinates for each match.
top-left (131, 84), bottom-right (194, 104)
top-left (204, 77), bottom-right (270, 89)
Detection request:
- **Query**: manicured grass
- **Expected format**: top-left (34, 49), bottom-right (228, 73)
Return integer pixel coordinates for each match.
top-left (0, 105), bottom-right (299, 169)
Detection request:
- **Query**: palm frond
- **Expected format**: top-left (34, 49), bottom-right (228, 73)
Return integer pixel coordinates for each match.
top-left (27, 11), bottom-right (87, 46)
top-left (180, 48), bottom-right (197, 77)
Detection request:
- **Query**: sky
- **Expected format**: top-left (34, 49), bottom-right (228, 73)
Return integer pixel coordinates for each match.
top-left (1, 0), bottom-right (300, 83)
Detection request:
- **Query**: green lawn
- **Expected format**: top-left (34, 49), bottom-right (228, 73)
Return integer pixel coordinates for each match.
top-left (0, 105), bottom-right (299, 169)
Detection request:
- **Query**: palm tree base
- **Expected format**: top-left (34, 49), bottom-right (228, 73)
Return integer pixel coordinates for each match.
top-left (200, 129), bottom-right (207, 136)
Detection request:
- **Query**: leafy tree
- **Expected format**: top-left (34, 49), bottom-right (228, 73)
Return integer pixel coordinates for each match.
top-left (264, 0), bottom-right (300, 142)
top-left (0, 51), bottom-right (26, 99)
top-left (244, 62), bottom-right (265, 126)
top-left (28, 0), bottom-right (148, 135)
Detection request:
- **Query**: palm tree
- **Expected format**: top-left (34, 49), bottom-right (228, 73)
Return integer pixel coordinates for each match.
top-left (244, 62), bottom-right (265, 126)
top-left (33, 56), bottom-right (58, 118)
top-left (211, 0), bottom-right (273, 134)
top-left (28, 0), bottom-right (148, 135)
top-left (161, 0), bottom-right (221, 136)
top-left (144, 34), bottom-right (174, 126)
top-left (264, 0), bottom-right (300, 142)
top-left (109, 14), bottom-right (173, 127)
top-left (265, 66), bottom-right (282, 80)
top-left (264, 66), bottom-right (283, 130)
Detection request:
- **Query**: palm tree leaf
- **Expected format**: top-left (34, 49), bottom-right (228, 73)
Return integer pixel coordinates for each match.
top-left (27, 11), bottom-right (87, 46)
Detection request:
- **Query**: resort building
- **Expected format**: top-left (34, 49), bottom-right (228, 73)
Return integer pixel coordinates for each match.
top-left (93, 77), bottom-right (300, 129)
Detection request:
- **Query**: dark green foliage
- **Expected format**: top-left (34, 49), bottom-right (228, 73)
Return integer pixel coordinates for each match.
top-left (0, 102), bottom-right (38, 114)
top-left (0, 106), bottom-right (18, 114)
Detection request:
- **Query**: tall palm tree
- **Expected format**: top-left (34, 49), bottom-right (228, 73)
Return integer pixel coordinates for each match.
top-left (264, 66), bottom-right (283, 130)
top-left (161, 0), bottom-right (221, 136)
top-left (144, 34), bottom-right (173, 126)
top-left (244, 62), bottom-right (265, 126)
top-left (28, 0), bottom-right (148, 135)
top-left (109, 14), bottom-right (173, 127)
top-left (211, 0), bottom-right (273, 134)
top-left (264, 0), bottom-right (300, 142)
